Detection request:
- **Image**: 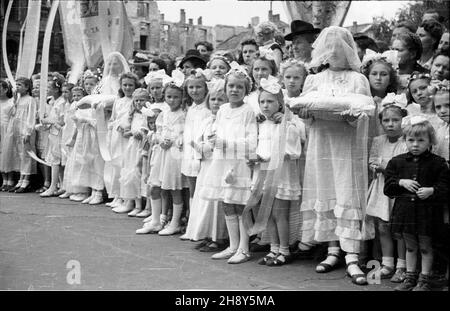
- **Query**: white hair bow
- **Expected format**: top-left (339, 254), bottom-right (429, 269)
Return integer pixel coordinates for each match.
top-left (258, 46), bottom-right (275, 61)
top-left (381, 93), bottom-right (407, 110)
top-left (163, 69), bottom-right (185, 88)
top-left (402, 115), bottom-right (429, 128)
top-left (206, 78), bottom-right (225, 94)
top-left (259, 75), bottom-right (281, 94)
top-left (193, 68), bottom-right (214, 81)
top-left (362, 49), bottom-right (399, 70)
top-left (141, 106), bottom-right (156, 118)
top-left (144, 69), bottom-right (169, 85)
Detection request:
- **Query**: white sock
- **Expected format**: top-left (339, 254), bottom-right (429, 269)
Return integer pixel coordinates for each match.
top-left (237, 216), bottom-right (249, 253)
top-left (149, 199), bottom-right (161, 225)
top-left (299, 242), bottom-right (313, 251)
top-left (169, 203), bottom-right (183, 228)
top-left (396, 258), bottom-right (406, 269)
top-left (225, 215), bottom-right (239, 251)
top-left (21, 180), bottom-right (30, 188)
top-left (320, 246), bottom-right (341, 266)
top-left (15, 180), bottom-right (23, 187)
top-left (382, 256), bottom-right (395, 268)
top-left (270, 244), bottom-right (280, 255)
top-left (279, 245), bottom-right (290, 256)
top-left (345, 253), bottom-right (359, 265)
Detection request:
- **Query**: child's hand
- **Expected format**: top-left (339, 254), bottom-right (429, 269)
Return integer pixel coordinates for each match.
top-left (133, 132), bottom-right (143, 140)
top-left (256, 113), bottom-right (266, 123)
top-left (35, 124), bottom-right (43, 131)
top-left (416, 187), bottom-right (434, 200)
top-left (297, 107), bottom-right (311, 119)
top-left (23, 135), bottom-right (30, 144)
top-left (65, 139), bottom-right (75, 147)
top-left (399, 179), bottom-right (421, 193)
top-left (117, 125), bottom-right (124, 133)
top-left (370, 163), bottom-right (383, 173)
top-left (123, 131), bottom-right (133, 138)
top-left (271, 112), bottom-right (284, 124)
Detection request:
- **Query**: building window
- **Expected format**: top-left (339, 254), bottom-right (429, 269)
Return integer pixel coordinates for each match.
top-left (137, 1), bottom-right (149, 18)
top-left (140, 35), bottom-right (147, 50)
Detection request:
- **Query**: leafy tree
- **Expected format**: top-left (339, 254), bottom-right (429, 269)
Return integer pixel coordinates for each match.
top-left (396, 0), bottom-right (449, 29)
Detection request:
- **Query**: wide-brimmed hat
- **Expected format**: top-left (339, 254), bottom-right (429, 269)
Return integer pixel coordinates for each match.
top-left (178, 49), bottom-right (207, 69)
top-left (284, 20), bottom-right (321, 41)
top-left (128, 53), bottom-right (150, 66)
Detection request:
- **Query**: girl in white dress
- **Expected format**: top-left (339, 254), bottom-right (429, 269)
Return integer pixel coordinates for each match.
top-left (40, 74), bottom-right (67, 197)
top-left (104, 73), bottom-right (139, 211)
top-left (246, 55), bottom-right (278, 115)
top-left (431, 82), bottom-right (449, 161)
top-left (292, 27), bottom-right (375, 285)
top-left (181, 70), bottom-right (211, 218)
top-left (366, 95), bottom-right (408, 281)
top-left (141, 70), bottom-right (186, 236)
top-left (9, 77), bottom-right (37, 193)
top-left (405, 72), bottom-right (445, 131)
top-left (118, 88), bottom-right (150, 216)
top-left (0, 79), bottom-right (15, 191)
top-left (62, 87), bottom-right (89, 200)
top-left (182, 79), bottom-right (228, 250)
top-left (199, 67), bottom-right (257, 264)
top-left (245, 76), bottom-right (303, 267)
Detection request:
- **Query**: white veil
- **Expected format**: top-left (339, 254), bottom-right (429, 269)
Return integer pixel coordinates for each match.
top-left (99, 51), bottom-right (130, 95)
top-left (309, 26), bottom-right (361, 72)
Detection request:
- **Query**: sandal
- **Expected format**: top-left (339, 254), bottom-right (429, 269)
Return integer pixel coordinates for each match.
top-left (266, 253), bottom-right (293, 266)
top-left (316, 253), bottom-right (341, 273)
top-left (346, 262), bottom-right (368, 285)
top-left (194, 238), bottom-right (211, 250)
top-left (379, 265), bottom-right (395, 279)
top-left (257, 251), bottom-right (278, 265)
top-left (35, 186), bottom-right (49, 193)
top-left (228, 248), bottom-right (251, 264)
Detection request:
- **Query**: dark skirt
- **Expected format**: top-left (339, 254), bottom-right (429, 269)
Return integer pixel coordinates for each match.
top-left (390, 198), bottom-right (444, 239)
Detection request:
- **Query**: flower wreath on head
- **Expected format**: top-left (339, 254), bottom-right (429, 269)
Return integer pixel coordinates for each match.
top-left (407, 72), bottom-right (431, 85)
top-left (224, 62), bottom-right (253, 91)
top-left (428, 79), bottom-right (450, 94)
top-left (280, 58), bottom-right (308, 75)
top-left (361, 49), bottom-right (399, 72)
top-left (379, 92), bottom-right (407, 113)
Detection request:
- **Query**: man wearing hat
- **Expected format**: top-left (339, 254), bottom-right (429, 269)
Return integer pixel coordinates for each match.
top-left (178, 49), bottom-right (207, 77)
top-left (129, 52), bottom-right (150, 87)
top-left (284, 20), bottom-right (321, 64)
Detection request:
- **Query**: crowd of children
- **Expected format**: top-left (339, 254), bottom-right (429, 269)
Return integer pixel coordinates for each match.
top-left (0, 22), bottom-right (448, 291)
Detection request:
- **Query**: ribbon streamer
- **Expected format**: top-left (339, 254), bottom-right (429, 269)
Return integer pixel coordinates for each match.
top-left (2, 0), bottom-right (16, 88)
top-left (27, 150), bottom-right (51, 167)
top-left (39, 0), bottom-right (60, 120)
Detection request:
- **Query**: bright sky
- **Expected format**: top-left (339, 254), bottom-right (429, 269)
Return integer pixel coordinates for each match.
top-left (156, 0), bottom-right (413, 27)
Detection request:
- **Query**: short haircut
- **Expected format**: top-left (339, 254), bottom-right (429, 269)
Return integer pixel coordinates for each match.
top-left (403, 119), bottom-right (437, 145)
top-left (353, 34), bottom-right (379, 52)
top-left (195, 41), bottom-right (213, 52)
top-left (419, 19), bottom-right (445, 50)
top-left (397, 32), bottom-right (423, 61)
top-left (394, 21), bottom-right (417, 34)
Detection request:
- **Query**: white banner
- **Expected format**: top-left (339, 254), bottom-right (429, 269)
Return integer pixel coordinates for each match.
top-left (2, 0), bottom-right (15, 88)
top-left (16, 0), bottom-right (41, 78)
top-left (282, 1), bottom-right (352, 29)
top-left (79, 0), bottom-right (103, 68)
top-left (59, 0), bottom-right (86, 84)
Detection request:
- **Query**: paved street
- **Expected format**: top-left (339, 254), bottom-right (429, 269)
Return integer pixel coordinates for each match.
top-left (0, 192), bottom-right (397, 291)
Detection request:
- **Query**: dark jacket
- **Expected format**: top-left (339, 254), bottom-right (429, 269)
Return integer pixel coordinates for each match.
top-left (384, 150), bottom-right (449, 203)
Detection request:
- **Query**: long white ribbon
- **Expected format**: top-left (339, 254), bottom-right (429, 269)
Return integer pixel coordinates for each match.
top-left (2, 0), bottom-right (16, 88)
top-left (39, 0), bottom-right (60, 120)
top-left (16, 0), bottom-right (41, 78)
